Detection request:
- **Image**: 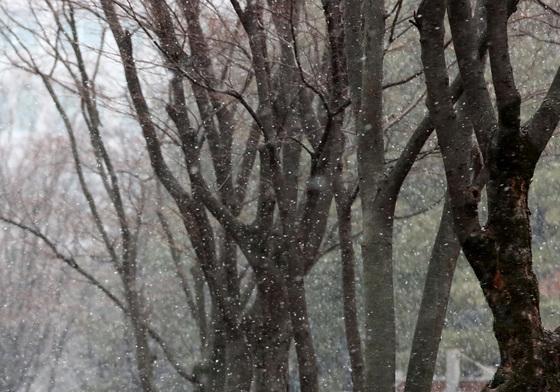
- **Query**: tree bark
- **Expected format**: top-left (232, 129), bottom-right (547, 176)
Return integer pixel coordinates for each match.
top-left (285, 251), bottom-right (320, 392)
top-left (247, 286), bottom-right (291, 392)
top-left (122, 280), bottom-right (156, 392)
top-left (404, 197), bottom-right (460, 392)
top-left (334, 181), bottom-right (365, 392)
top-left (363, 206), bottom-right (395, 392)
top-left (357, 0), bottom-right (394, 389)
top-left (224, 331), bottom-right (253, 392)
top-left (417, 0), bottom-right (560, 389)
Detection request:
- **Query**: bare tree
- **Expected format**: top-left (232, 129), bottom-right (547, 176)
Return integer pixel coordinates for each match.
top-left (0, 4), bottom-right (206, 388)
top-left (418, 0), bottom-right (560, 389)
top-left (2, 1), bottom-right (559, 391)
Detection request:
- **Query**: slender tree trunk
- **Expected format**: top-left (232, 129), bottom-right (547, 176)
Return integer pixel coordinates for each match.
top-left (336, 195), bottom-right (365, 392)
top-left (285, 254), bottom-right (320, 392)
top-left (193, 307), bottom-right (227, 392)
top-left (192, 264), bottom-right (209, 357)
top-left (209, 314), bottom-right (228, 392)
top-left (123, 282), bottom-right (156, 392)
top-left (405, 96), bottom-right (470, 392)
top-left (404, 197), bottom-right (460, 392)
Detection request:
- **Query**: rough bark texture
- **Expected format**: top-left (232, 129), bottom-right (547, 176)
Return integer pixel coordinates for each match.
top-left (418, 0), bottom-right (560, 390)
top-left (246, 283), bottom-right (291, 392)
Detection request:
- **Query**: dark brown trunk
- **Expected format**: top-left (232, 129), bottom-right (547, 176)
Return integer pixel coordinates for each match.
top-left (193, 309), bottom-right (227, 392)
top-left (419, 4), bottom-right (560, 383)
top-left (192, 264), bottom-right (209, 356)
top-left (285, 256), bottom-right (320, 392)
top-left (225, 332), bottom-right (253, 392)
top-left (252, 335), bottom-right (290, 392)
top-left (247, 288), bottom-right (291, 392)
top-left (209, 316), bottom-right (228, 392)
top-left (477, 169), bottom-right (560, 391)
top-left (218, 233), bottom-right (253, 392)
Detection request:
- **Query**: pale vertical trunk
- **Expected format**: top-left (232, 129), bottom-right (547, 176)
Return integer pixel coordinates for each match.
top-left (445, 349), bottom-right (460, 392)
top-left (405, 197), bottom-right (460, 392)
top-left (358, 0), bottom-right (392, 390)
top-left (362, 207), bottom-right (395, 392)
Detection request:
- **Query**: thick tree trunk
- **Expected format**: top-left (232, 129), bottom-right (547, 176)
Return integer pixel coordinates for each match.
top-left (225, 332), bottom-right (253, 392)
top-left (193, 308), bottom-right (227, 392)
top-left (249, 319), bottom-right (290, 391)
top-left (362, 208), bottom-right (395, 392)
top-left (404, 197), bottom-right (460, 392)
top-left (252, 337), bottom-right (290, 392)
top-left (477, 171), bottom-right (560, 391)
top-left (358, 0), bottom-right (392, 388)
top-left (417, 1), bottom-right (560, 388)
top-left (246, 278), bottom-right (291, 392)
top-left (194, 305), bottom-right (252, 392)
